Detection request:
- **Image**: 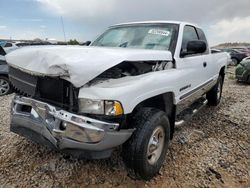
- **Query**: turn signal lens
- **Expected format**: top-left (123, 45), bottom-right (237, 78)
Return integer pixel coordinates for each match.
top-left (104, 101), bottom-right (124, 116)
top-left (114, 101), bottom-right (124, 116)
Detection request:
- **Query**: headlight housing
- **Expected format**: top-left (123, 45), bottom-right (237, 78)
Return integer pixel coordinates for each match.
top-left (78, 98), bottom-right (123, 116)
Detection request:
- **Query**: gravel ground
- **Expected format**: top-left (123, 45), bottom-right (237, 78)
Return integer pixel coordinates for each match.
top-left (0, 67), bottom-right (249, 188)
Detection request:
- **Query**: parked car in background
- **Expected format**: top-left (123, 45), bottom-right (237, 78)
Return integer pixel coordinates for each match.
top-left (2, 42), bottom-right (19, 54)
top-left (232, 47), bottom-right (250, 54)
top-left (242, 56), bottom-right (250, 61)
top-left (211, 48), bottom-right (221, 53)
top-left (0, 47), bottom-right (12, 96)
top-left (211, 48), bottom-right (232, 65)
top-left (221, 48), bottom-right (249, 65)
top-left (0, 49), bottom-right (6, 62)
top-left (235, 58), bottom-right (250, 83)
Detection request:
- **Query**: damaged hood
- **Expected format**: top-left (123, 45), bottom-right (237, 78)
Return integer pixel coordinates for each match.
top-left (6, 45), bottom-right (172, 87)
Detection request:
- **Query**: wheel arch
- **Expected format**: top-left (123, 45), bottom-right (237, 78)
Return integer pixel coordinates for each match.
top-left (219, 66), bottom-right (226, 82)
top-left (131, 92), bottom-right (176, 139)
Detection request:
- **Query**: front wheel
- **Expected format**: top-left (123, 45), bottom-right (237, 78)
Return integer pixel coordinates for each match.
top-left (206, 75), bottom-right (223, 106)
top-left (122, 108), bottom-right (170, 180)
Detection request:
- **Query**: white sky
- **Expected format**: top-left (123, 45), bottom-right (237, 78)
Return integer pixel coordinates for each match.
top-left (1, 0), bottom-right (250, 45)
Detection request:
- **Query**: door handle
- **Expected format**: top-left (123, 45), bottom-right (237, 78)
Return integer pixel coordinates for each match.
top-left (203, 62), bottom-right (207, 67)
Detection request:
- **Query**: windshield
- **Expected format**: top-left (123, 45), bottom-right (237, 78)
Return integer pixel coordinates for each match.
top-left (92, 24), bottom-right (177, 51)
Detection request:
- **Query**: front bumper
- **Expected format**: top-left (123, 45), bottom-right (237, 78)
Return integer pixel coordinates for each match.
top-left (10, 96), bottom-right (134, 159)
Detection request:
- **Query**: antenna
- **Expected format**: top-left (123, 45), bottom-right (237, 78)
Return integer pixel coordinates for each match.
top-left (61, 16), bottom-right (66, 42)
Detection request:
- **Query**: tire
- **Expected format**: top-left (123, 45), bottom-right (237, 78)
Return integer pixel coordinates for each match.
top-left (231, 58), bottom-right (238, 66)
top-left (206, 75), bottom-right (223, 106)
top-left (0, 76), bottom-right (12, 96)
top-left (122, 108), bottom-right (170, 180)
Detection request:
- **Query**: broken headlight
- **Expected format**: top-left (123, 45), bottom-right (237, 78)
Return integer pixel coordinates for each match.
top-left (78, 98), bottom-right (123, 116)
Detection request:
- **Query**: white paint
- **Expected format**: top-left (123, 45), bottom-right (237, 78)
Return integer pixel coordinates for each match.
top-left (79, 22), bottom-right (227, 113)
top-left (6, 21), bottom-right (228, 114)
top-left (6, 45), bottom-right (172, 88)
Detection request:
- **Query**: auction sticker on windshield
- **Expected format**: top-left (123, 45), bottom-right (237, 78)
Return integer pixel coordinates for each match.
top-left (148, 29), bottom-right (170, 36)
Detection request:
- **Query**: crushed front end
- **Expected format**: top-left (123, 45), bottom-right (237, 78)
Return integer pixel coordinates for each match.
top-left (9, 67), bottom-right (133, 159)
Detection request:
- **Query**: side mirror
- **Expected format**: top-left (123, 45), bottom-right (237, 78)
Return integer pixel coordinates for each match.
top-left (180, 40), bottom-right (207, 57)
top-left (81, 41), bottom-right (91, 46)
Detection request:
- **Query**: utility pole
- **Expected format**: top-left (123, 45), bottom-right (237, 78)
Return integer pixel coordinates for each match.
top-left (61, 16), bottom-right (66, 42)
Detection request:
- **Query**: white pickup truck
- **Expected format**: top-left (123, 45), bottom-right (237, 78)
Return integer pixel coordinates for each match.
top-left (6, 21), bottom-right (228, 180)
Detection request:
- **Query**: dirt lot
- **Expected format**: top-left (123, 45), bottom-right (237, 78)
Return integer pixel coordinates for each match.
top-left (0, 67), bottom-right (249, 188)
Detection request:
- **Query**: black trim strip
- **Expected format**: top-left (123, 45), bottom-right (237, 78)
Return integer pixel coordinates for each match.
top-left (179, 79), bottom-right (214, 100)
top-left (9, 75), bottom-right (37, 87)
top-left (180, 84), bottom-right (191, 92)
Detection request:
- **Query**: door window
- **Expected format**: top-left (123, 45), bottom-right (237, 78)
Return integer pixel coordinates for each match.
top-left (181, 26), bottom-right (199, 53)
top-left (196, 28), bottom-right (209, 54)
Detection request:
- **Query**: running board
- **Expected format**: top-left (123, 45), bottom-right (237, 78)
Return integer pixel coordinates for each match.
top-left (175, 98), bottom-right (208, 127)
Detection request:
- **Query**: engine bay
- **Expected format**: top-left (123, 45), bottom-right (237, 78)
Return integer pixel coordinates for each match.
top-left (94, 61), bottom-right (173, 81)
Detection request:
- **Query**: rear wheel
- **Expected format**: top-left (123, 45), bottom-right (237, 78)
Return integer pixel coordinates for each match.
top-left (0, 76), bottom-right (12, 96)
top-left (122, 108), bottom-right (170, 180)
top-left (206, 75), bottom-right (223, 106)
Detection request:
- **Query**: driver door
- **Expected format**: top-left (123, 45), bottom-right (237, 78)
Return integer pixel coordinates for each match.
top-left (175, 25), bottom-right (208, 113)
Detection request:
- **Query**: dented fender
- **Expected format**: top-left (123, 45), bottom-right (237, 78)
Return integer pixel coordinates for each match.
top-left (78, 68), bottom-right (193, 114)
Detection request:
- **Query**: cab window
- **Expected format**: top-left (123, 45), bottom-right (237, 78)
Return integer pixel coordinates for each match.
top-left (196, 28), bottom-right (208, 53)
top-left (196, 28), bottom-right (207, 43)
top-left (181, 26), bottom-right (199, 53)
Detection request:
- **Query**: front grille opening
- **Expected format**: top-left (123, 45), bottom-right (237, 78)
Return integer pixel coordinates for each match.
top-left (35, 77), bottom-right (79, 112)
top-left (37, 77), bottom-right (66, 103)
top-left (34, 77), bottom-right (79, 112)
top-left (9, 67), bottom-right (79, 113)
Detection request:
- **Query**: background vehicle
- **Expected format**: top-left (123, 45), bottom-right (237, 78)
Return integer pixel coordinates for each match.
top-left (232, 47), bottom-right (250, 54)
top-left (235, 58), bottom-right (250, 83)
top-left (2, 42), bottom-right (19, 54)
top-left (211, 48), bottom-right (221, 53)
top-left (242, 56), bottom-right (250, 61)
top-left (0, 47), bottom-right (12, 96)
top-left (221, 48), bottom-right (248, 65)
top-left (6, 21), bottom-right (227, 180)
top-left (211, 48), bottom-right (232, 65)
